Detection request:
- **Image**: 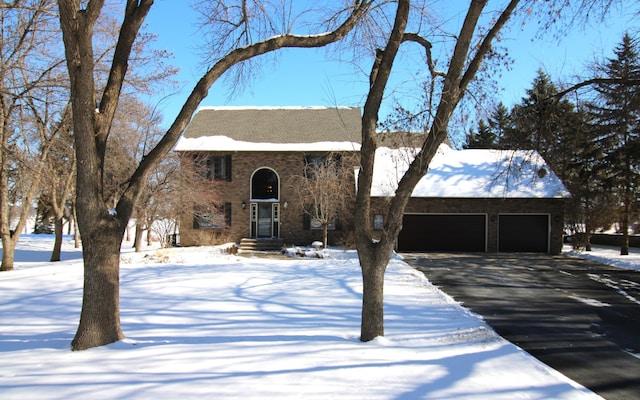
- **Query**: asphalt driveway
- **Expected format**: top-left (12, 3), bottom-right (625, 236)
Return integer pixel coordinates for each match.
top-left (403, 252), bottom-right (640, 400)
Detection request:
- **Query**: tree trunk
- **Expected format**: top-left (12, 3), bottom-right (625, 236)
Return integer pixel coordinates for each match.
top-left (323, 223), bottom-right (328, 249)
top-left (146, 224), bottom-right (152, 247)
top-left (50, 217), bottom-right (64, 262)
top-left (0, 235), bottom-right (16, 272)
top-left (358, 244), bottom-right (393, 341)
top-left (134, 221), bottom-right (143, 252)
top-left (73, 202), bottom-right (80, 248)
top-left (620, 201), bottom-right (630, 256)
top-left (71, 227), bottom-right (124, 351)
top-left (0, 134), bottom-right (15, 271)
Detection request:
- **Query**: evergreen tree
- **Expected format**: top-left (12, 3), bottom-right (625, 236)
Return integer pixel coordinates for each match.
top-left (464, 119), bottom-right (496, 148)
top-left (506, 70), bottom-right (580, 182)
top-left (587, 33), bottom-right (640, 255)
top-left (488, 102), bottom-right (513, 148)
top-left (564, 107), bottom-right (616, 250)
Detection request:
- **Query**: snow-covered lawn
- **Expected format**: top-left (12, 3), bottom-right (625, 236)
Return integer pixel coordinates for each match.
top-left (1, 236), bottom-right (625, 399)
top-left (563, 243), bottom-right (640, 271)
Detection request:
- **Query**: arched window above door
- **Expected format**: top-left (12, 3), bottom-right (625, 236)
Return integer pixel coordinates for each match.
top-left (251, 168), bottom-right (279, 200)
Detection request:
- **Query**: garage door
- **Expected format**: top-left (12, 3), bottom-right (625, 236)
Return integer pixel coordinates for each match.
top-left (398, 214), bottom-right (486, 252)
top-left (498, 214), bottom-right (549, 252)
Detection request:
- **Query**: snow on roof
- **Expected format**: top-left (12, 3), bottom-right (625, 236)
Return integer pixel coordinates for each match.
top-left (370, 144), bottom-right (571, 198)
top-left (175, 135), bottom-right (361, 152)
top-left (174, 106), bottom-right (361, 151)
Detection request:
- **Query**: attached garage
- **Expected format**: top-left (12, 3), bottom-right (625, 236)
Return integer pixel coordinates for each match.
top-left (398, 214), bottom-right (486, 252)
top-left (369, 143), bottom-right (571, 255)
top-left (498, 214), bottom-right (549, 253)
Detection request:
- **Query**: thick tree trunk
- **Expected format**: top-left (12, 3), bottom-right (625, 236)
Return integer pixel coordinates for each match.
top-left (0, 235), bottom-right (16, 272)
top-left (358, 244), bottom-right (394, 341)
top-left (71, 227), bottom-right (124, 351)
top-left (50, 217), bottom-right (64, 262)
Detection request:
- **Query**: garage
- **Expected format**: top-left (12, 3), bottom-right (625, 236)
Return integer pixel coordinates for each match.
top-left (398, 214), bottom-right (486, 252)
top-left (498, 214), bottom-right (549, 252)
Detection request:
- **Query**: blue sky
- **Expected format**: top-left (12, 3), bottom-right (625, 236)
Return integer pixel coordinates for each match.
top-left (143, 1), bottom-right (634, 129)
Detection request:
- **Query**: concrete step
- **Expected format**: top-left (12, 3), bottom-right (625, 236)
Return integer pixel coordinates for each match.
top-left (239, 238), bottom-right (285, 252)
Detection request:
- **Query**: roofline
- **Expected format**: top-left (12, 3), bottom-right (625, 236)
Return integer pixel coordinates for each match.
top-left (196, 105), bottom-right (360, 111)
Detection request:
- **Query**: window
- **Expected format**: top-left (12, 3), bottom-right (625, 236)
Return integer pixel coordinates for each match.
top-left (215, 155), bottom-right (233, 181)
top-left (304, 154), bottom-right (342, 179)
top-left (251, 168), bottom-right (278, 200)
top-left (193, 203), bottom-right (231, 229)
top-left (201, 155), bottom-right (232, 181)
top-left (373, 214), bottom-right (384, 230)
top-left (303, 213), bottom-right (337, 231)
top-left (304, 156), bottom-right (323, 179)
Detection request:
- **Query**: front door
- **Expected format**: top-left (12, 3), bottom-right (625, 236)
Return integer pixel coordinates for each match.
top-left (250, 203), bottom-right (280, 238)
top-left (257, 203), bottom-right (272, 237)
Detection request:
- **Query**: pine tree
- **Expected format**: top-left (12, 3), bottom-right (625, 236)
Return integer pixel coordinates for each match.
top-left (488, 102), bottom-right (513, 148)
top-left (506, 70), bottom-right (581, 181)
top-left (464, 119), bottom-right (496, 148)
top-left (564, 107), bottom-right (616, 250)
top-left (587, 33), bottom-right (640, 255)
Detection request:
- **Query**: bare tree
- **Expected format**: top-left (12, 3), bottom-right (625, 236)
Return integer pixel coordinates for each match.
top-left (41, 108), bottom-right (76, 262)
top-left (288, 153), bottom-right (356, 248)
top-left (354, 0), bottom-right (530, 341)
top-left (355, 0), bottom-right (628, 341)
top-left (57, 0), bottom-right (375, 350)
top-left (0, 0), bottom-right (68, 271)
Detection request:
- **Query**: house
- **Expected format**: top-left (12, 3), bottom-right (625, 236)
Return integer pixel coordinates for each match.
top-left (174, 106), bottom-right (362, 249)
top-left (174, 106), bottom-right (570, 254)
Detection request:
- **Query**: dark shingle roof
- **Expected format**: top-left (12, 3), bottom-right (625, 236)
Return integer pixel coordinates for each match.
top-left (182, 106), bottom-right (361, 144)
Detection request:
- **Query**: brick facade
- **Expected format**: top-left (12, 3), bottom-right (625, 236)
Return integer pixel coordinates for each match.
top-left (179, 151), bottom-right (356, 247)
top-left (180, 149), bottom-right (566, 254)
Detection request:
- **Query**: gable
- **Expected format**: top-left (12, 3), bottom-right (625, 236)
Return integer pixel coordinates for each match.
top-left (175, 106), bottom-right (361, 152)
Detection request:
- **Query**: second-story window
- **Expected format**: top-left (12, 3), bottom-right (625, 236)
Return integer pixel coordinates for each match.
top-left (205, 155), bottom-right (232, 181)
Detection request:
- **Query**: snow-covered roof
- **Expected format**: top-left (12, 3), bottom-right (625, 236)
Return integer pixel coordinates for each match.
top-left (175, 107), bottom-right (569, 199)
top-left (369, 144), bottom-right (571, 199)
top-left (175, 106), bottom-right (361, 152)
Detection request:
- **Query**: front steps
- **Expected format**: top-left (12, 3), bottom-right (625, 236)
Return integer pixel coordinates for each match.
top-left (239, 238), bottom-right (285, 253)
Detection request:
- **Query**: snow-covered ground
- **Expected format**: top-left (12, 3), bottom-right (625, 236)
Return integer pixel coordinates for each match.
top-left (563, 243), bottom-right (640, 271)
top-left (3, 236), bottom-right (636, 399)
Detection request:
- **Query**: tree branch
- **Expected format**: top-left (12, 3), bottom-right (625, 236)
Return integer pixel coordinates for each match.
top-left (118, 0), bottom-right (374, 219)
top-left (460, 0), bottom-right (519, 93)
top-left (98, 0), bottom-right (153, 150)
top-left (553, 77), bottom-right (640, 99)
top-left (402, 32), bottom-right (445, 79)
